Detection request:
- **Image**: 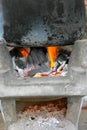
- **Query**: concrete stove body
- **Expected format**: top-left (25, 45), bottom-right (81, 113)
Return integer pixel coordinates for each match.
top-left (0, 0), bottom-right (87, 130)
top-left (0, 40), bottom-right (87, 130)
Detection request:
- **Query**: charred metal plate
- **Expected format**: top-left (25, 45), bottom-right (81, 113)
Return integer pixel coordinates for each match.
top-left (1, 0), bottom-right (85, 47)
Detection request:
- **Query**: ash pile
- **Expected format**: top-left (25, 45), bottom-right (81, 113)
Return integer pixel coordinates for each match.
top-left (8, 98), bottom-right (76, 130)
top-left (8, 46), bottom-right (72, 78)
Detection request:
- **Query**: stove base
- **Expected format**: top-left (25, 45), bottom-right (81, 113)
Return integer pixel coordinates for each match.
top-left (0, 97), bottom-right (83, 130)
top-left (0, 40), bottom-right (87, 130)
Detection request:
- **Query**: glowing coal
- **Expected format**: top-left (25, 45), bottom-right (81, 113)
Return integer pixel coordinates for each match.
top-left (8, 46), bottom-right (71, 78)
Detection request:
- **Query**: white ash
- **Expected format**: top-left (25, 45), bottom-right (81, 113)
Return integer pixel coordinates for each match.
top-left (8, 106), bottom-right (75, 130)
top-left (8, 115), bottom-right (76, 130)
top-left (8, 99), bottom-right (75, 130)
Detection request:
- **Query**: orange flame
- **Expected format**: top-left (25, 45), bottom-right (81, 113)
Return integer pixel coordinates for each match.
top-left (18, 47), bottom-right (29, 57)
top-left (47, 46), bottom-right (60, 68)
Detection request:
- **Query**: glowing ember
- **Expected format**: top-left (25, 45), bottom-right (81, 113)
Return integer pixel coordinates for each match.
top-left (21, 98), bottom-right (67, 115)
top-left (46, 46), bottom-right (60, 68)
top-left (34, 71), bottom-right (63, 78)
top-left (17, 47), bottom-right (29, 57)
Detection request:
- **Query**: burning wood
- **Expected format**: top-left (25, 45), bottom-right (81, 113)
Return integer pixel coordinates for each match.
top-left (8, 46), bottom-right (71, 78)
top-left (8, 47), bottom-right (31, 58)
top-left (17, 47), bottom-right (30, 57)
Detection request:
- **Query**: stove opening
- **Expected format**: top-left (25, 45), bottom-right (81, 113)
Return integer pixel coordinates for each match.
top-left (7, 46), bottom-right (72, 78)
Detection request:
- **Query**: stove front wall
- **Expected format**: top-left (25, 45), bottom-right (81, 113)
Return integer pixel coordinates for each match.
top-left (1, 0), bottom-right (85, 47)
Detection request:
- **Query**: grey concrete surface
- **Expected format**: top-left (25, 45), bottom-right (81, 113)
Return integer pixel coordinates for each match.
top-left (79, 109), bottom-right (87, 130)
top-left (1, 40), bottom-right (87, 98)
top-left (0, 99), bottom-right (17, 130)
top-left (0, 113), bottom-right (4, 130)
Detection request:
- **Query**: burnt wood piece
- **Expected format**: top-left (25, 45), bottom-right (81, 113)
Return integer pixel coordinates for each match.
top-left (27, 48), bottom-right (48, 65)
top-left (10, 47), bottom-right (48, 69)
top-left (0, 0), bottom-right (85, 47)
top-left (29, 64), bottom-right (50, 77)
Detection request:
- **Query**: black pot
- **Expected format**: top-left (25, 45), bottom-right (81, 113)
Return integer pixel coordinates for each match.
top-left (1, 0), bottom-right (85, 47)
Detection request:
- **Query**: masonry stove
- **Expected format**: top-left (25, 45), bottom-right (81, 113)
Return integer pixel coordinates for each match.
top-left (0, 0), bottom-right (87, 130)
